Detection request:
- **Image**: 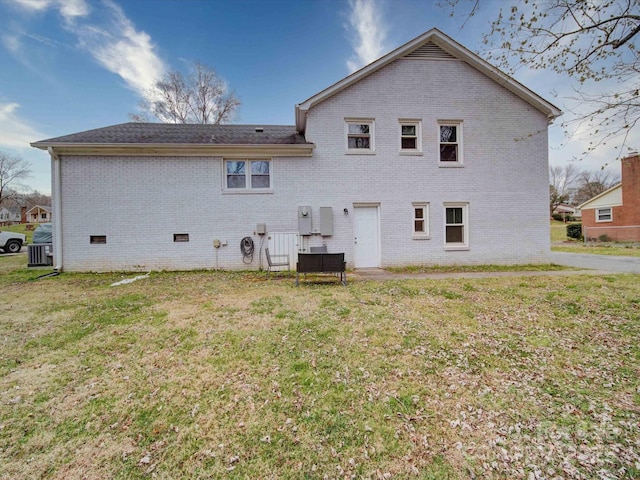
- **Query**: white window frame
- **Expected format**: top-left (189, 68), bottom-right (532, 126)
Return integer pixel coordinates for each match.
top-left (399, 119), bottom-right (422, 154)
top-left (223, 159), bottom-right (273, 193)
top-left (438, 121), bottom-right (463, 166)
top-left (412, 202), bottom-right (430, 239)
top-left (444, 202), bottom-right (469, 250)
top-left (596, 207), bottom-right (613, 222)
top-left (345, 118), bottom-right (375, 154)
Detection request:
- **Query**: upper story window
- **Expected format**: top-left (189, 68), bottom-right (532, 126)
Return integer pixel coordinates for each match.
top-left (224, 159), bottom-right (271, 192)
top-left (444, 202), bottom-right (469, 250)
top-left (439, 122), bottom-right (462, 164)
top-left (345, 119), bottom-right (375, 153)
top-left (399, 120), bottom-right (422, 154)
top-left (596, 207), bottom-right (612, 222)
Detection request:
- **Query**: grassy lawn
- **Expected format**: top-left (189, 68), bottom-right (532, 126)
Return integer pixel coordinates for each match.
top-left (388, 263), bottom-right (571, 274)
top-left (553, 244), bottom-right (640, 257)
top-left (550, 220), bottom-right (640, 257)
top-left (550, 219), bottom-right (580, 243)
top-left (1, 255), bottom-right (639, 479)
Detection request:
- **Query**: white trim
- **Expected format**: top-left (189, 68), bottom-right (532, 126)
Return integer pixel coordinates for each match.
top-left (585, 225), bottom-right (640, 230)
top-left (438, 121), bottom-right (463, 165)
top-left (399, 119), bottom-right (422, 154)
top-left (222, 158), bottom-right (273, 193)
top-left (412, 202), bottom-right (430, 239)
top-left (31, 143), bottom-right (314, 157)
top-left (443, 202), bottom-right (469, 250)
top-left (596, 207), bottom-right (613, 223)
top-left (577, 183), bottom-right (622, 209)
top-left (50, 147), bottom-right (63, 271)
top-left (345, 118), bottom-right (375, 154)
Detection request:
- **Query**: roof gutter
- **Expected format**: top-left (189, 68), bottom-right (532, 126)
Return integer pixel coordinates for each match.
top-left (31, 142), bottom-right (315, 157)
top-left (48, 147), bottom-right (63, 272)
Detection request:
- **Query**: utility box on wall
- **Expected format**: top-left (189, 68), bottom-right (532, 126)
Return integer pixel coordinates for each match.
top-left (319, 207), bottom-right (333, 236)
top-left (298, 206), bottom-right (312, 236)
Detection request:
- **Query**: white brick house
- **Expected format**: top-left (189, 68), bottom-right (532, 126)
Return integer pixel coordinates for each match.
top-left (32, 29), bottom-right (561, 273)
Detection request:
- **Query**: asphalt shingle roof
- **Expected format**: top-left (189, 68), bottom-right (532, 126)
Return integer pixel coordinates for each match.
top-left (33, 123), bottom-right (309, 145)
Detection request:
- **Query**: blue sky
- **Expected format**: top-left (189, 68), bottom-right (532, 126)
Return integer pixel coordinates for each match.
top-left (0, 0), bottom-right (633, 194)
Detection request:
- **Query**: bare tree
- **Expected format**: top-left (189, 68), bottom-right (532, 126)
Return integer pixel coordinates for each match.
top-left (130, 62), bottom-right (241, 124)
top-left (442, 0), bottom-right (640, 160)
top-left (573, 169), bottom-right (620, 205)
top-left (22, 191), bottom-right (52, 209)
top-left (549, 164), bottom-right (581, 215)
top-left (0, 151), bottom-right (31, 206)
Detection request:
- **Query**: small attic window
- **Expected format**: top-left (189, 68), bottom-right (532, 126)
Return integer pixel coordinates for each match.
top-left (255, 127), bottom-right (264, 133)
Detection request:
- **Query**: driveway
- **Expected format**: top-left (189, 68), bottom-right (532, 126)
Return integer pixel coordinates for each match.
top-left (550, 251), bottom-right (640, 274)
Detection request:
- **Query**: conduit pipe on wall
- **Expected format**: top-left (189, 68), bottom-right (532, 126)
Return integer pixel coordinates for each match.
top-left (48, 147), bottom-right (63, 272)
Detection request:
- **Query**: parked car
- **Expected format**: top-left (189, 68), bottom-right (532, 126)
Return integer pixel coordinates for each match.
top-left (33, 223), bottom-right (53, 243)
top-left (0, 230), bottom-right (26, 253)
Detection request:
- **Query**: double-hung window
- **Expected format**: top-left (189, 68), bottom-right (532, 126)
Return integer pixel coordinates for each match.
top-left (596, 207), bottom-right (612, 222)
top-left (399, 120), bottom-right (422, 153)
top-left (439, 122), bottom-right (462, 164)
top-left (225, 159), bottom-right (271, 191)
top-left (412, 202), bottom-right (429, 239)
top-left (444, 203), bottom-right (469, 249)
top-left (345, 119), bottom-right (374, 153)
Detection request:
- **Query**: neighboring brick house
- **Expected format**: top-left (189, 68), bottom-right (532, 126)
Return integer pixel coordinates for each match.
top-left (31, 29), bottom-right (561, 272)
top-left (579, 153), bottom-right (640, 242)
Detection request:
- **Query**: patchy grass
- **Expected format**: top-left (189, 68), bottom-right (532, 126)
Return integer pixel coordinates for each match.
top-left (387, 263), bottom-right (571, 274)
top-left (552, 243), bottom-right (640, 257)
top-left (551, 220), bottom-right (581, 243)
top-left (1, 255), bottom-right (639, 479)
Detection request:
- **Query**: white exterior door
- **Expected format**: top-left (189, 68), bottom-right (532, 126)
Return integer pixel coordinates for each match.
top-left (354, 205), bottom-right (380, 268)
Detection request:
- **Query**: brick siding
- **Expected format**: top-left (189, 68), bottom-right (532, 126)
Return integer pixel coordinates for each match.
top-left (582, 154), bottom-right (640, 242)
top-left (55, 58), bottom-right (551, 271)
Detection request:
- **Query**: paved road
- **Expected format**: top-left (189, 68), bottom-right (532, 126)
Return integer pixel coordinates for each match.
top-left (549, 251), bottom-right (640, 274)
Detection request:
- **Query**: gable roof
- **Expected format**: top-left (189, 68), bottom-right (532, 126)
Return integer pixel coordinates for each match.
top-left (31, 123), bottom-right (314, 157)
top-left (577, 183), bottom-right (623, 210)
top-left (295, 28), bottom-right (562, 133)
top-left (26, 205), bottom-right (52, 214)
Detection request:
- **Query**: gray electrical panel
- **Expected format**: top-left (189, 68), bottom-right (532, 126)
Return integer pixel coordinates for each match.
top-left (319, 207), bottom-right (333, 236)
top-left (298, 206), bottom-right (312, 235)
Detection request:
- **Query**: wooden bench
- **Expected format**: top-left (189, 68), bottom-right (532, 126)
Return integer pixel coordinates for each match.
top-left (296, 253), bottom-right (346, 286)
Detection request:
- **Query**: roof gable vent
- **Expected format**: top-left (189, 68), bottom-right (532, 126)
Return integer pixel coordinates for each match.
top-left (404, 42), bottom-right (456, 60)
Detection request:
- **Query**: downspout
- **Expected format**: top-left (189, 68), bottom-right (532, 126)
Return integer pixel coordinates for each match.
top-left (48, 147), bottom-right (63, 272)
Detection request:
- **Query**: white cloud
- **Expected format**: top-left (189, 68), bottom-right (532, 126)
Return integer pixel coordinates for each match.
top-left (12, 0), bottom-right (89, 20)
top-left (7, 0), bottom-right (165, 97)
top-left (345, 0), bottom-right (387, 73)
top-left (71, 1), bottom-right (165, 96)
top-left (0, 103), bottom-right (45, 150)
top-left (11, 0), bottom-right (52, 12)
top-left (58, 0), bottom-right (89, 20)
top-left (1, 34), bottom-right (21, 54)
